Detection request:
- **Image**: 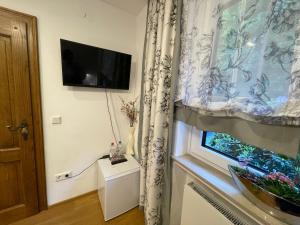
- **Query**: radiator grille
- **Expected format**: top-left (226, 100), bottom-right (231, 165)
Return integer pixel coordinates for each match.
top-left (188, 182), bottom-right (260, 225)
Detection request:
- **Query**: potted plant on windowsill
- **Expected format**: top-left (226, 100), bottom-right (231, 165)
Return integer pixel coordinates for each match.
top-left (229, 164), bottom-right (300, 224)
top-left (120, 97), bottom-right (138, 156)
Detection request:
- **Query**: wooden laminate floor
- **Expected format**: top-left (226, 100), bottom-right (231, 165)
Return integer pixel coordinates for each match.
top-left (10, 192), bottom-right (144, 225)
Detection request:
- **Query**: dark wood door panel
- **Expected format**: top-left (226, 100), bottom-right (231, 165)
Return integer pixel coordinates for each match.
top-left (0, 15), bottom-right (12, 35)
top-left (0, 205), bottom-right (26, 225)
top-left (0, 35), bottom-right (16, 149)
top-left (0, 148), bottom-right (21, 162)
top-left (0, 7), bottom-right (41, 225)
top-left (0, 162), bottom-right (22, 210)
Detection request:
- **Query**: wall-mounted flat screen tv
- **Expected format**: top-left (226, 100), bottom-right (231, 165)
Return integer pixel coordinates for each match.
top-left (60, 39), bottom-right (131, 90)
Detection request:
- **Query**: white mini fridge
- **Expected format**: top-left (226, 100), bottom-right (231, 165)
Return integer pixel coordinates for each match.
top-left (97, 155), bottom-right (140, 221)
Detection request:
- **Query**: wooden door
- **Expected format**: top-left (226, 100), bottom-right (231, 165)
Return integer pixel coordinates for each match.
top-left (0, 8), bottom-right (45, 225)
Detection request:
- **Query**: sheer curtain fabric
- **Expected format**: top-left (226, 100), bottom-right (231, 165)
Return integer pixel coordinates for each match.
top-left (176, 0), bottom-right (300, 126)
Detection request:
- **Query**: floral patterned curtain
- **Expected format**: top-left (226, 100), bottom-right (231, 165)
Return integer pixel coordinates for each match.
top-left (139, 0), bottom-right (178, 225)
top-left (176, 0), bottom-right (300, 126)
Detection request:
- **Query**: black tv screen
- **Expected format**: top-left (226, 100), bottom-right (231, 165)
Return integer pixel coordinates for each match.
top-left (60, 39), bottom-right (131, 90)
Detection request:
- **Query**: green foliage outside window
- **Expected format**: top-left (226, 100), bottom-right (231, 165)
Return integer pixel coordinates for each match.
top-left (204, 131), bottom-right (300, 187)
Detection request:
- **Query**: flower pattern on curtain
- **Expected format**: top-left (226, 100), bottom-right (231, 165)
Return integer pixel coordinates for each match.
top-left (140, 0), bottom-right (178, 224)
top-left (176, 0), bottom-right (300, 126)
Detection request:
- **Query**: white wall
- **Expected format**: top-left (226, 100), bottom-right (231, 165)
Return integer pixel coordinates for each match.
top-left (135, 5), bottom-right (147, 98)
top-left (170, 121), bottom-right (191, 225)
top-left (134, 5), bottom-right (147, 155)
top-left (170, 163), bottom-right (188, 225)
top-left (0, 0), bottom-right (147, 205)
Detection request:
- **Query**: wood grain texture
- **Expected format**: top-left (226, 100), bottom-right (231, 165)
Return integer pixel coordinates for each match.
top-left (11, 192), bottom-right (145, 225)
top-left (0, 14), bottom-right (39, 225)
top-left (0, 35), bottom-right (15, 149)
top-left (0, 6), bottom-right (47, 212)
top-left (0, 162), bottom-right (21, 210)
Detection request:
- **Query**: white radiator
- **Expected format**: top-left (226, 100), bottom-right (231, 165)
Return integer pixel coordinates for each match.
top-left (180, 182), bottom-right (260, 225)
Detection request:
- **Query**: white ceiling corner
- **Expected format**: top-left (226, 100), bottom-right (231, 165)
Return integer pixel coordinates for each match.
top-left (101, 0), bottom-right (147, 15)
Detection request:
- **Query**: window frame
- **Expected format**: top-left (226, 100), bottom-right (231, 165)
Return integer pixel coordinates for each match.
top-left (188, 126), bottom-right (240, 176)
top-left (201, 131), bottom-right (244, 163)
top-left (187, 126), bottom-right (271, 177)
top-left (201, 130), bottom-right (275, 175)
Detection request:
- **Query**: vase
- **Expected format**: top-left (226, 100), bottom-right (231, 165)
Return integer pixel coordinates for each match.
top-left (126, 126), bottom-right (135, 155)
top-left (228, 165), bottom-right (300, 224)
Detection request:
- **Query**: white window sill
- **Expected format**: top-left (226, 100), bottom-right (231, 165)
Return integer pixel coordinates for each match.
top-left (172, 154), bottom-right (288, 225)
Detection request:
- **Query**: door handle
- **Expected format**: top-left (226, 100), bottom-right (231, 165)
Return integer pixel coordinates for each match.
top-left (6, 121), bottom-right (29, 140)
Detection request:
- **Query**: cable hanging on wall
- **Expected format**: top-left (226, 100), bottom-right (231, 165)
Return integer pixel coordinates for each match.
top-left (105, 89), bottom-right (118, 144)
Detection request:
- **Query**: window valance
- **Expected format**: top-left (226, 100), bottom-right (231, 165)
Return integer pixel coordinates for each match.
top-left (176, 0), bottom-right (300, 126)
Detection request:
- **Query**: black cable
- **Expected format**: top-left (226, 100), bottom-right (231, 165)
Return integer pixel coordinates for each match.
top-left (71, 155), bottom-right (109, 178)
top-left (70, 90), bottom-right (119, 179)
top-left (109, 91), bottom-right (122, 142)
top-left (105, 89), bottom-right (118, 144)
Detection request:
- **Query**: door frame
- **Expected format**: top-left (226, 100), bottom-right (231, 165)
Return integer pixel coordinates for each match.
top-left (0, 6), bottom-right (48, 211)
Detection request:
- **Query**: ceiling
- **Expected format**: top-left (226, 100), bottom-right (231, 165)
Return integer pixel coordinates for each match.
top-left (101, 0), bottom-right (147, 15)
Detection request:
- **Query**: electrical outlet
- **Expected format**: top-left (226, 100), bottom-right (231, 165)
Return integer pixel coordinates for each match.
top-left (55, 171), bottom-right (72, 182)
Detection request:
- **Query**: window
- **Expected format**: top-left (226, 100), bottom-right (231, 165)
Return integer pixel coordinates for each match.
top-left (195, 130), bottom-right (300, 188)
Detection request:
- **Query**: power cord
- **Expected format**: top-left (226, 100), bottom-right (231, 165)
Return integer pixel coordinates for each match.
top-left (71, 154), bottom-right (110, 178)
top-left (71, 90), bottom-right (119, 179)
top-left (105, 89), bottom-right (118, 144)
